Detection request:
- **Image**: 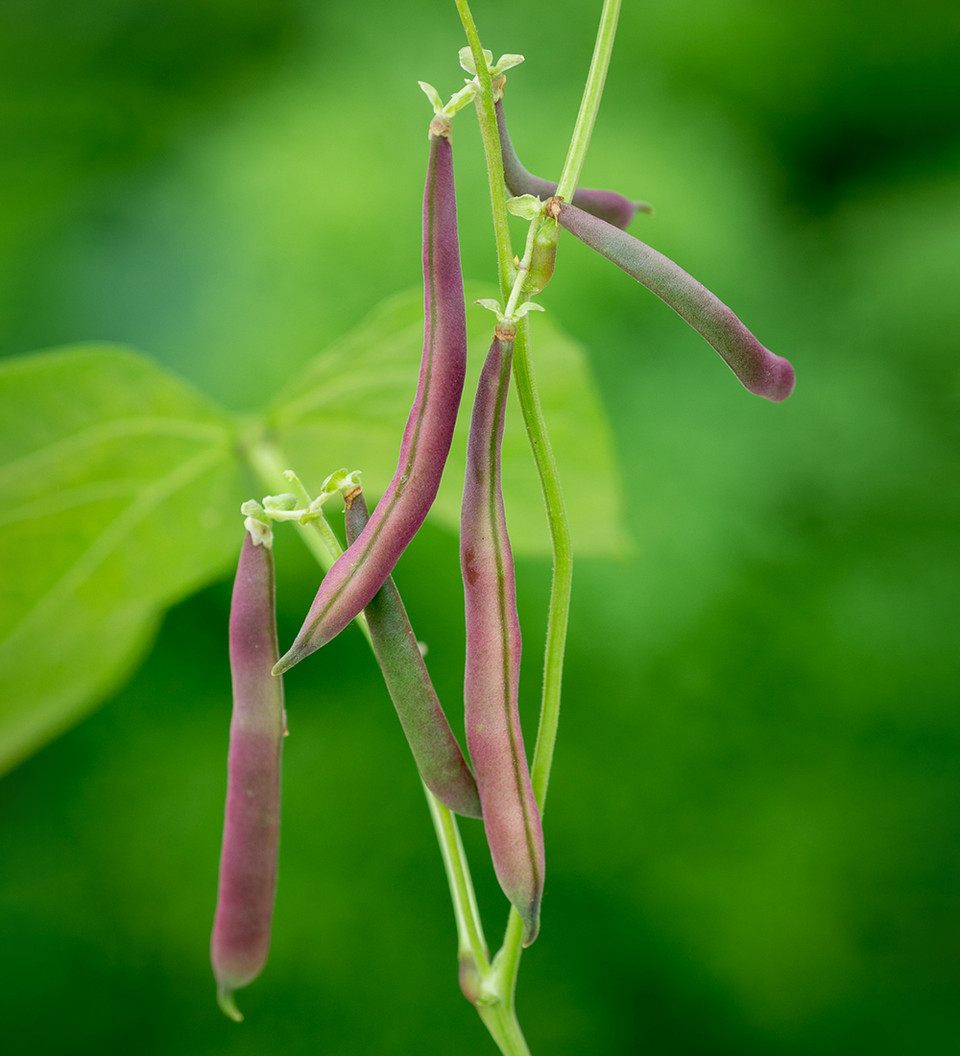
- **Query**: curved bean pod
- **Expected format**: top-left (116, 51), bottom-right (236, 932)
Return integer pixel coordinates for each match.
top-left (461, 334), bottom-right (545, 947)
top-left (549, 197), bottom-right (796, 402)
top-left (344, 490), bottom-right (482, 819)
top-left (497, 98), bottom-right (652, 230)
top-left (274, 123), bottom-right (467, 673)
top-left (211, 529), bottom-right (285, 1021)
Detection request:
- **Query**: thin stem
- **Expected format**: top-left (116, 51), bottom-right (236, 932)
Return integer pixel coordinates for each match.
top-left (425, 791), bottom-right (532, 1055)
top-left (513, 316), bottom-right (573, 812)
top-left (477, 1000), bottom-right (533, 1056)
top-left (456, 0), bottom-right (579, 1035)
top-left (555, 0), bottom-right (622, 203)
top-left (454, 0), bottom-right (515, 297)
top-left (424, 784), bottom-right (490, 971)
top-left (503, 219), bottom-right (541, 321)
top-left (454, 5), bottom-right (575, 814)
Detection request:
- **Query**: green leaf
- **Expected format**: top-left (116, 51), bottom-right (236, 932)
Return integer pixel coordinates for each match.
top-left (266, 285), bottom-right (630, 557)
top-left (0, 345), bottom-right (245, 774)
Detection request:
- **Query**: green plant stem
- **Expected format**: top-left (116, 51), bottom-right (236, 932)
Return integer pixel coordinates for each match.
top-left (513, 316), bottom-right (572, 810)
top-left (455, 0), bottom-right (581, 1043)
top-left (424, 786), bottom-right (532, 1056)
top-left (503, 220), bottom-right (541, 321)
top-left (453, 5), bottom-right (573, 810)
top-left (477, 999), bottom-right (533, 1056)
top-left (555, 0), bottom-right (622, 203)
top-left (425, 786), bottom-right (489, 968)
top-left (454, 0), bottom-right (515, 295)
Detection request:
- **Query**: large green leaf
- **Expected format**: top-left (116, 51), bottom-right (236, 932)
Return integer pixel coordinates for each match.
top-left (0, 346), bottom-right (245, 773)
top-left (0, 294), bottom-right (626, 774)
top-left (266, 285), bottom-right (630, 557)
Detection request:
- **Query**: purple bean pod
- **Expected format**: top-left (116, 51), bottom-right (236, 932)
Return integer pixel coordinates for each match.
top-left (211, 529), bottom-right (285, 1021)
top-left (275, 121), bottom-right (467, 674)
top-left (549, 197), bottom-right (796, 402)
top-left (461, 333), bottom-right (545, 947)
top-left (496, 98), bottom-right (652, 230)
top-left (343, 489), bottom-right (482, 819)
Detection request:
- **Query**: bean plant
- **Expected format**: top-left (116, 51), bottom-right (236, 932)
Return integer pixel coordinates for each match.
top-left (0, 2), bottom-right (795, 1054)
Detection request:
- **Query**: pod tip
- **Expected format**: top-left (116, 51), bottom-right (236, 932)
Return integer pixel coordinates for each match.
top-left (270, 655), bottom-right (291, 677)
top-left (273, 637), bottom-right (312, 675)
top-left (754, 354), bottom-right (796, 402)
top-left (521, 913), bottom-right (541, 948)
top-left (518, 896), bottom-right (541, 947)
top-left (217, 985), bottom-right (244, 1023)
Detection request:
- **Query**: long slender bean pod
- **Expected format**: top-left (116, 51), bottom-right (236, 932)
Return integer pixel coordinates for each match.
top-left (497, 98), bottom-right (651, 230)
top-left (275, 120), bottom-right (467, 674)
top-left (461, 332), bottom-right (545, 947)
top-left (343, 489), bottom-right (482, 819)
top-left (211, 524), bottom-right (285, 1021)
top-left (549, 197), bottom-right (796, 402)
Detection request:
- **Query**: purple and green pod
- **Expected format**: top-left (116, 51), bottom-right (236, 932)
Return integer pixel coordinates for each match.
top-left (496, 98), bottom-right (652, 230)
top-left (275, 120), bottom-right (467, 674)
top-left (344, 489), bottom-right (482, 819)
top-left (548, 197), bottom-right (796, 402)
top-left (461, 331), bottom-right (545, 947)
top-left (211, 526), bottom-right (285, 1022)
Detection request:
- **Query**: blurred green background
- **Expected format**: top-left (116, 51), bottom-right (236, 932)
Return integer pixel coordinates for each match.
top-left (1, 0), bottom-right (958, 1052)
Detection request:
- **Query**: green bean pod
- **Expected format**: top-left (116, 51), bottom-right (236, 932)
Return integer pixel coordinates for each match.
top-left (549, 197), bottom-right (796, 401)
top-left (344, 490), bottom-right (482, 819)
top-left (461, 333), bottom-right (545, 947)
top-left (211, 527), bottom-right (284, 1021)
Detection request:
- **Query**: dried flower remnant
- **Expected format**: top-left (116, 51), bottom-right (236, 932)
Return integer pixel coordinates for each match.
top-left (548, 197), bottom-right (796, 402)
top-left (211, 520), bottom-right (285, 1022)
top-left (496, 98), bottom-right (652, 230)
top-left (461, 332), bottom-right (545, 946)
top-left (275, 117), bottom-right (468, 673)
top-left (344, 490), bottom-right (482, 819)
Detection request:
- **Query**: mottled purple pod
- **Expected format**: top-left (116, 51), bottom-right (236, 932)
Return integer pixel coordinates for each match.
top-left (211, 528), bottom-right (285, 1021)
top-left (275, 121), bottom-right (467, 674)
top-left (497, 98), bottom-right (652, 230)
top-left (549, 198), bottom-right (796, 402)
top-left (461, 334), bottom-right (545, 947)
top-left (343, 490), bottom-right (482, 819)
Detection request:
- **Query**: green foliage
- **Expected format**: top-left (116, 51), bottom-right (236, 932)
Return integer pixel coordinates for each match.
top-left (0, 0), bottom-right (958, 1053)
top-left (0, 293), bottom-right (625, 774)
top-left (267, 285), bottom-right (629, 558)
top-left (0, 346), bottom-right (244, 773)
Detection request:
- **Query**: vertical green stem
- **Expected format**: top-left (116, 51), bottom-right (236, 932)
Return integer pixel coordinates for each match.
top-left (455, 2), bottom-right (588, 1044)
top-left (512, 316), bottom-right (572, 810)
top-left (424, 784), bottom-right (489, 970)
top-left (453, 4), bottom-right (575, 819)
top-left (555, 0), bottom-right (622, 203)
top-left (454, 0), bottom-right (515, 295)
